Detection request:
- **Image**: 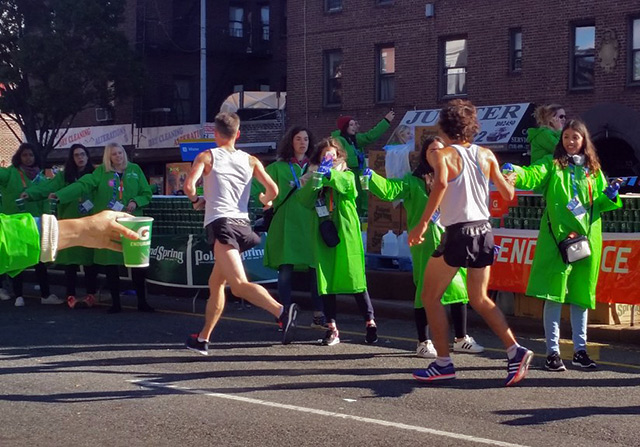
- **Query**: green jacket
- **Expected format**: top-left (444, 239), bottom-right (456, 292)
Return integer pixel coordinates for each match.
top-left (297, 169), bottom-right (366, 295)
top-left (0, 166), bottom-right (45, 216)
top-left (25, 170), bottom-right (95, 266)
top-left (369, 171), bottom-right (468, 307)
top-left (331, 118), bottom-right (391, 216)
top-left (528, 127), bottom-right (561, 164)
top-left (56, 163), bottom-right (152, 265)
top-left (0, 213), bottom-right (40, 276)
top-left (262, 161), bottom-right (316, 270)
top-left (513, 156), bottom-right (621, 309)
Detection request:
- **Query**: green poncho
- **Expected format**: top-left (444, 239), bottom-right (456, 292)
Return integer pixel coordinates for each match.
top-left (25, 171), bottom-right (95, 266)
top-left (528, 127), bottom-right (561, 164)
top-left (0, 213), bottom-right (39, 276)
top-left (261, 161), bottom-right (316, 270)
top-left (331, 119), bottom-right (391, 216)
top-left (56, 163), bottom-right (152, 265)
top-left (369, 171), bottom-right (468, 307)
top-left (513, 156), bottom-right (621, 309)
top-left (297, 169), bottom-right (366, 295)
top-left (0, 166), bottom-right (45, 216)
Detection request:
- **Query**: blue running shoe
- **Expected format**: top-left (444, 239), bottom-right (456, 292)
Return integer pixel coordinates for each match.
top-left (413, 362), bottom-right (456, 382)
top-left (505, 346), bottom-right (534, 387)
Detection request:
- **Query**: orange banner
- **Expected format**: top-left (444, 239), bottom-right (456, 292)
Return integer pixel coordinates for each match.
top-left (489, 229), bottom-right (640, 305)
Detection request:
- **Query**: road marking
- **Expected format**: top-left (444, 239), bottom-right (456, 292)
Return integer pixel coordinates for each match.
top-left (132, 379), bottom-right (529, 447)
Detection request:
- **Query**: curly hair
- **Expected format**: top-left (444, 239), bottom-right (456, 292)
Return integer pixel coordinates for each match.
top-left (276, 126), bottom-right (315, 161)
top-left (11, 142), bottom-right (41, 168)
top-left (413, 135), bottom-right (445, 178)
top-left (310, 137), bottom-right (347, 166)
top-left (438, 99), bottom-right (480, 142)
top-left (553, 119), bottom-right (601, 174)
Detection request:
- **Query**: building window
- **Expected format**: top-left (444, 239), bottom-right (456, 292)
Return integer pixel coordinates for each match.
top-left (229, 6), bottom-right (244, 38)
top-left (510, 29), bottom-right (522, 72)
top-left (631, 18), bottom-right (640, 83)
top-left (173, 78), bottom-right (192, 124)
top-left (325, 0), bottom-right (342, 13)
top-left (324, 50), bottom-right (342, 106)
top-left (260, 5), bottom-right (270, 41)
top-left (442, 38), bottom-right (467, 97)
top-left (571, 24), bottom-right (595, 89)
top-left (376, 46), bottom-right (395, 102)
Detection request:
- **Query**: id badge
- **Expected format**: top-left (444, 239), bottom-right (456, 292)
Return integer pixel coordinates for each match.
top-left (81, 200), bottom-right (94, 212)
top-left (567, 196), bottom-right (586, 220)
top-left (315, 198), bottom-right (329, 218)
top-left (431, 209), bottom-right (441, 223)
top-left (111, 201), bottom-right (124, 212)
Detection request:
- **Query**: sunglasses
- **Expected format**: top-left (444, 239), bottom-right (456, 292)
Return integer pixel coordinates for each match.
top-left (558, 114), bottom-right (566, 120)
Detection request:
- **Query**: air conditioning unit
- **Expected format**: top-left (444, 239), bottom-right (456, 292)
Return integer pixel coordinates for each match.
top-left (95, 107), bottom-right (113, 122)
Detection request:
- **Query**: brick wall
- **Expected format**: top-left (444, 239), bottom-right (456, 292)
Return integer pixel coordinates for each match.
top-left (286, 0), bottom-right (640, 145)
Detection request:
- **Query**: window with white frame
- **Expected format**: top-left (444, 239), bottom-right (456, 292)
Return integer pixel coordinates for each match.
top-left (229, 6), bottom-right (244, 38)
top-left (510, 29), bottom-right (522, 72)
top-left (377, 46), bottom-right (395, 102)
top-left (571, 24), bottom-right (595, 88)
top-left (260, 5), bottom-right (270, 41)
top-left (442, 38), bottom-right (467, 96)
top-left (324, 50), bottom-right (342, 106)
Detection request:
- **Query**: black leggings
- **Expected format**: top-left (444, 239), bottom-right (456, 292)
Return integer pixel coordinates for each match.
top-left (104, 265), bottom-right (148, 308)
top-left (414, 302), bottom-right (467, 342)
top-left (12, 262), bottom-right (49, 298)
top-left (65, 265), bottom-right (99, 297)
top-left (322, 291), bottom-right (375, 325)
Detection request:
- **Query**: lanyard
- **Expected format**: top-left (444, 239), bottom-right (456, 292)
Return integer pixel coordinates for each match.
top-left (289, 162), bottom-right (301, 189)
top-left (570, 166), bottom-right (592, 205)
top-left (112, 172), bottom-right (123, 201)
top-left (18, 169), bottom-right (28, 188)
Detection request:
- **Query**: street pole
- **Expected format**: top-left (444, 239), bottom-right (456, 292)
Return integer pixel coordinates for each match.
top-left (200, 0), bottom-right (207, 134)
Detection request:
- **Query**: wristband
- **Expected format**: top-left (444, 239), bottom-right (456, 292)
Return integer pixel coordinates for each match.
top-left (190, 196), bottom-right (199, 204)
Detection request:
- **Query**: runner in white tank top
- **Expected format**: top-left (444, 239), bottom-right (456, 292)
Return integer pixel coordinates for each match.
top-left (182, 112), bottom-right (300, 353)
top-left (407, 100), bottom-right (533, 387)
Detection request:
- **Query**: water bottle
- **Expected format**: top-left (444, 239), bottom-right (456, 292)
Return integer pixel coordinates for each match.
top-left (397, 231), bottom-right (411, 257)
top-left (381, 230), bottom-right (399, 256)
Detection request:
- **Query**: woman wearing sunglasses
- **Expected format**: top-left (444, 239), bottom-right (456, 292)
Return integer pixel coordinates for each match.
top-left (528, 104), bottom-right (566, 164)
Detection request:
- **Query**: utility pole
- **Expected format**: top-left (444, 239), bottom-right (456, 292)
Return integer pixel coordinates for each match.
top-left (200, 0), bottom-right (207, 132)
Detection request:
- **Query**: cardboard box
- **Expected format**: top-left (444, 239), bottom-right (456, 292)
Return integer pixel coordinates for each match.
top-left (368, 196), bottom-right (403, 228)
top-left (368, 150), bottom-right (386, 176)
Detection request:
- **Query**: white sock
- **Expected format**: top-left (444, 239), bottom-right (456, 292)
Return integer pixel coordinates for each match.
top-left (507, 343), bottom-right (521, 359)
top-left (279, 306), bottom-right (285, 317)
top-left (197, 337), bottom-right (208, 343)
top-left (435, 356), bottom-right (452, 367)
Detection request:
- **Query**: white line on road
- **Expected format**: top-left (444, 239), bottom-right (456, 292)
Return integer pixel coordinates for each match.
top-left (131, 379), bottom-right (530, 447)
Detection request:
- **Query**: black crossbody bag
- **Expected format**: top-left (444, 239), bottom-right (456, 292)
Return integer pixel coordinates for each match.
top-left (546, 209), bottom-right (593, 264)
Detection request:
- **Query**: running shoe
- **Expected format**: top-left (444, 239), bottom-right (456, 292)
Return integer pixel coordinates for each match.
top-left (282, 303), bottom-right (299, 345)
top-left (310, 314), bottom-right (328, 329)
top-left (453, 335), bottom-right (485, 353)
top-left (365, 324), bottom-right (378, 344)
top-left (544, 352), bottom-right (566, 371)
top-left (413, 362), bottom-right (456, 382)
top-left (41, 294), bottom-right (64, 305)
top-left (572, 350), bottom-right (597, 369)
top-left (15, 296), bottom-right (25, 307)
top-left (186, 334), bottom-right (209, 356)
top-left (416, 340), bottom-right (437, 359)
top-left (505, 346), bottom-right (534, 387)
top-left (322, 328), bottom-right (340, 346)
top-left (0, 288), bottom-right (10, 301)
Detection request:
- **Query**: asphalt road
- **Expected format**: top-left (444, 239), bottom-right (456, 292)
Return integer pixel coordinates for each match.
top-left (1, 294), bottom-right (639, 447)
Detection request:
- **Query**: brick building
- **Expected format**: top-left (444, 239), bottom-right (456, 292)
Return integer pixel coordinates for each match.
top-left (49, 0), bottom-right (288, 170)
top-left (286, 0), bottom-right (640, 174)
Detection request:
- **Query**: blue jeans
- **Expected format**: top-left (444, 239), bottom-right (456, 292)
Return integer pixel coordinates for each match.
top-left (277, 264), bottom-right (323, 313)
top-left (543, 300), bottom-right (588, 355)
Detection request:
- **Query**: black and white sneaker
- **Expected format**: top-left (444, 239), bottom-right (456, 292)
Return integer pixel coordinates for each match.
top-left (545, 352), bottom-right (566, 371)
top-left (282, 303), bottom-right (299, 345)
top-left (186, 334), bottom-right (209, 356)
top-left (572, 350), bottom-right (597, 369)
top-left (322, 328), bottom-right (340, 346)
top-left (365, 324), bottom-right (378, 344)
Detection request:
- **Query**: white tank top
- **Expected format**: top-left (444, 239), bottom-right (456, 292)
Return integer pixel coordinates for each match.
top-left (203, 147), bottom-right (253, 226)
top-left (439, 144), bottom-right (490, 226)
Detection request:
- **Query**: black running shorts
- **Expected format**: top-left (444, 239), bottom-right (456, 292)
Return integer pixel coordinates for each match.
top-left (433, 220), bottom-right (495, 268)
top-left (206, 217), bottom-right (261, 253)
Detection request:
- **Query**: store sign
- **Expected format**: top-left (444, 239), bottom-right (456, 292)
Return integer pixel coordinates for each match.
top-left (146, 234), bottom-right (277, 287)
top-left (55, 125), bottom-right (132, 149)
top-left (489, 229), bottom-right (640, 305)
top-left (399, 103), bottom-right (535, 151)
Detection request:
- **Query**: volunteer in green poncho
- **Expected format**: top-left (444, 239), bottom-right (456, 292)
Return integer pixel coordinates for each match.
top-left (528, 104), bottom-right (565, 164)
top-left (369, 135), bottom-right (485, 358)
top-left (0, 188), bottom-right (9, 301)
top-left (24, 144), bottom-right (99, 308)
top-left (54, 143), bottom-right (154, 313)
top-left (331, 111), bottom-right (395, 216)
top-left (507, 119), bottom-right (621, 372)
top-left (297, 137), bottom-right (377, 346)
top-left (0, 211), bottom-right (141, 276)
top-left (0, 143), bottom-right (60, 307)
top-left (259, 126), bottom-right (326, 327)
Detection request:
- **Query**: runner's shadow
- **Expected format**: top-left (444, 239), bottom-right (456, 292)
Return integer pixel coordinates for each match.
top-left (495, 405), bottom-right (640, 425)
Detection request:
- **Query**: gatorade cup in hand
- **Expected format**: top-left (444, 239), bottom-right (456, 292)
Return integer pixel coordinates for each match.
top-left (359, 174), bottom-right (370, 190)
top-left (312, 171), bottom-right (324, 189)
top-left (15, 198), bottom-right (26, 212)
top-left (117, 217), bottom-right (154, 268)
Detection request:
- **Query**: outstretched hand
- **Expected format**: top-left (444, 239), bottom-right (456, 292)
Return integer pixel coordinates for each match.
top-left (361, 167), bottom-right (373, 178)
top-left (58, 210), bottom-right (140, 252)
top-left (604, 178), bottom-right (622, 200)
top-left (317, 155), bottom-right (334, 178)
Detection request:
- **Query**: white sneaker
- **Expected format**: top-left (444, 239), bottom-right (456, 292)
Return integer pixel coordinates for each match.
top-left (15, 296), bottom-right (25, 307)
top-left (41, 294), bottom-right (64, 305)
top-left (416, 340), bottom-right (437, 358)
top-left (453, 335), bottom-right (485, 353)
top-left (0, 288), bottom-right (10, 301)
